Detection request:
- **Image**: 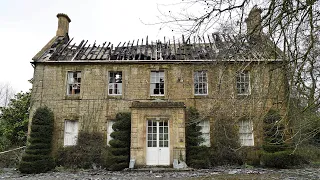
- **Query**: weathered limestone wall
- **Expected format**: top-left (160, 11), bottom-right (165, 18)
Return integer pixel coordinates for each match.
top-left (131, 102), bottom-right (185, 166)
top-left (29, 61), bottom-right (286, 154)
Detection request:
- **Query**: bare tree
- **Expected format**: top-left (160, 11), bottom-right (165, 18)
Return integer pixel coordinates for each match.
top-left (154, 0), bottom-right (320, 144)
top-left (0, 83), bottom-right (14, 107)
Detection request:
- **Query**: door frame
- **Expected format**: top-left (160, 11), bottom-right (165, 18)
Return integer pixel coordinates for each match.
top-left (146, 117), bottom-right (170, 165)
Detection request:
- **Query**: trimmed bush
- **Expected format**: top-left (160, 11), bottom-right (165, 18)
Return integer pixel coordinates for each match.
top-left (261, 150), bottom-right (307, 168)
top-left (185, 107), bottom-right (210, 168)
top-left (19, 107), bottom-right (55, 174)
top-left (260, 109), bottom-right (308, 168)
top-left (108, 112), bottom-right (131, 171)
top-left (56, 132), bottom-right (107, 169)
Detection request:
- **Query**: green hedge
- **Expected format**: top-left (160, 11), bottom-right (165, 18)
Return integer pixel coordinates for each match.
top-left (56, 132), bottom-right (107, 169)
top-left (261, 150), bottom-right (307, 168)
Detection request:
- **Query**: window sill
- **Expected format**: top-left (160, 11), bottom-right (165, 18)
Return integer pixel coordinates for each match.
top-left (150, 95), bottom-right (166, 100)
top-left (237, 94), bottom-right (251, 99)
top-left (194, 94), bottom-right (209, 98)
top-left (107, 95), bottom-right (122, 99)
top-left (65, 95), bottom-right (81, 100)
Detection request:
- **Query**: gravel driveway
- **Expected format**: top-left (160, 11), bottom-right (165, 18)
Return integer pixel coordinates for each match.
top-left (1, 166), bottom-right (319, 180)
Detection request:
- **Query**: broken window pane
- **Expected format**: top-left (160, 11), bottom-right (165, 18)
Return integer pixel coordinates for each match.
top-left (150, 71), bottom-right (165, 96)
top-left (108, 71), bottom-right (122, 95)
top-left (67, 71), bottom-right (81, 95)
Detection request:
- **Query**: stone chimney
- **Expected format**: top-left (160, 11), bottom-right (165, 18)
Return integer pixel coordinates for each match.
top-left (56, 13), bottom-right (71, 36)
top-left (245, 6), bottom-right (262, 37)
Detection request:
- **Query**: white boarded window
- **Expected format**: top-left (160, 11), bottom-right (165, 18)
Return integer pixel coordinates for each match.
top-left (236, 71), bottom-right (250, 95)
top-left (194, 71), bottom-right (208, 95)
top-left (199, 120), bottom-right (210, 147)
top-left (150, 71), bottom-right (165, 95)
top-left (64, 120), bottom-right (79, 146)
top-left (107, 121), bottom-right (115, 146)
top-left (67, 71), bottom-right (81, 95)
top-left (108, 71), bottom-right (122, 95)
top-left (239, 120), bottom-right (254, 146)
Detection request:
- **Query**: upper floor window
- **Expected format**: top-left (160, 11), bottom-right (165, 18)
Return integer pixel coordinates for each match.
top-left (67, 71), bottom-right (81, 95)
top-left (236, 71), bottom-right (250, 95)
top-left (239, 119), bottom-right (254, 146)
top-left (150, 71), bottom-right (164, 96)
top-left (108, 71), bottom-right (122, 95)
top-left (194, 71), bottom-right (208, 95)
top-left (199, 120), bottom-right (211, 147)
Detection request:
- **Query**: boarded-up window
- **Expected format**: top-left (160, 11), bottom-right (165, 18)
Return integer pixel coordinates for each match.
top-left (239, 120), bottom-right (254, 146)
top-left (107, 121), bottom-right (115, 146)
top-left (199, 120), bottom-right (210, 147)
top-left (67, 71), bottom-right (81, 95)
top-left (64, 120), bottom-right (79, 146)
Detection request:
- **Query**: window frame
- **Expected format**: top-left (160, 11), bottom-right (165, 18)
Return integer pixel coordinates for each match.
top-left (198, 120), bottom-right (211, 147)
top-left (64, 120), bottom-right (79, 146)
top-left (107, 120), bottom-right (115, 146)
top-left (238, 119), bottom-right (254, 146)
top-left (236, 71), bottom-right (251, 95)
top-left (67, 71), bottom-right (81, 95)
top-left (150, 71), bottom-right (165, 96)
top-left (108, 71), bottom-right (123, 95)
top-left (194, 70), bottom-right (208, 95)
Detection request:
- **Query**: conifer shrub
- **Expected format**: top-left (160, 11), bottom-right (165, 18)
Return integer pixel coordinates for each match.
top-left (108, 112), bottom-right (131, 171)
top-left (261, 150), bottom-right (306, 168)
top-left (185, 107), bottom-right (210, 168)
top-left (56, 132), bottom-right (107, 169)
top-left (260, 109), bottom-right (307, 168)
top-left (19, 107), bottom-right (55, 174)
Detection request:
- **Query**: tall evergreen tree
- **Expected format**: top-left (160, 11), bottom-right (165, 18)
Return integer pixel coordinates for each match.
top-left (19, 106), bottom-right (55, 173)
top-left (185, 107), bottom-right (209, 168)
top-left (0, 91), bottom-right (30, 150)
top-left (108, 112), bottom-right (131, 171)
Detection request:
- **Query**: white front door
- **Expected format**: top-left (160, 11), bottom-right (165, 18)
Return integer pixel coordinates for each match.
top-left (146, 120), bottom-right (170, 165)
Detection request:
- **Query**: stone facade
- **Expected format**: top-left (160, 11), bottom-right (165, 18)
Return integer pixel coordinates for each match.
top-left (29, 61), bottom-right (286, 165)
top-left (29, 9), bottom-right (287, 166)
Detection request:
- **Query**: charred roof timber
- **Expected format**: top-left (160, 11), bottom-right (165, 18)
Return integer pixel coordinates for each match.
top-left (35, 10), bottom-right (282, 62)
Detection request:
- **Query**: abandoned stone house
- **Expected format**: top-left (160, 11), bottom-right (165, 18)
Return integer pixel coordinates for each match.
top-left (29, 7), bottom-right (286, 166)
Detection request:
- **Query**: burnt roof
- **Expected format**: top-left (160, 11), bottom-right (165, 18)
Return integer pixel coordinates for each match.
top-left (35, 33), bottom-right (282, 62)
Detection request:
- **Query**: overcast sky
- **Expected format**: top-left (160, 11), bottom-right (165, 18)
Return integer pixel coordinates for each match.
top-left (0, 0), bottom-right (183, 93)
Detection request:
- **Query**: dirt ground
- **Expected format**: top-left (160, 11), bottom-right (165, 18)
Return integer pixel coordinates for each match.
top-left (1, 166), bottom-right (319, 180)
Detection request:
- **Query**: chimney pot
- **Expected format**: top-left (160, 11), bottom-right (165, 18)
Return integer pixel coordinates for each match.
top-left (56, 13), bottom-right (71, 36)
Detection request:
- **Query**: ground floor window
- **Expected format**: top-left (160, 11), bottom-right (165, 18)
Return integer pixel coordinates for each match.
top-left (107, 121), bottom-right (115, 146)
top-left (239, 119), bottom-right (254, 146)
top-left (199, 120), bottom-right (210, 147)
top-left (64, 120), bottom-right (79, 146)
